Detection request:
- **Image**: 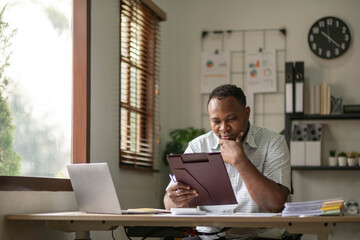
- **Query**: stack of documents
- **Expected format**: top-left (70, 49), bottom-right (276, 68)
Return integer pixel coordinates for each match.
top-left (320, 200), bottom-right (345, 215)
top-left (282, 199), bottom-right (344, 217)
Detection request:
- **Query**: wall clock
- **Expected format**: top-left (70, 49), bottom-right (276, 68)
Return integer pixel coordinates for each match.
top-left (308, 16), bottom-right (351, 59)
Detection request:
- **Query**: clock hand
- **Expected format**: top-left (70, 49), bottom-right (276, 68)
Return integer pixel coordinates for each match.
top-left (321, 31), bottom-right (340, 47)
top-left (326, 25), bottom-right (330, 43)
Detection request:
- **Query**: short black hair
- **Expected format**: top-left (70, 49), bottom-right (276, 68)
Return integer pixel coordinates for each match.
top-left (207, 84), bottom-right (247, 106)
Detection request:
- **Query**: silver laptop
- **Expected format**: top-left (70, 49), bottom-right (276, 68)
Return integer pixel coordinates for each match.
top-left (67, 163), bottom-right (169, 214)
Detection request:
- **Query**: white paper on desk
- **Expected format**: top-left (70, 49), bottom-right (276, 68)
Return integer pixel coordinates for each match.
top-left (282, 198), bottom-right (343, 217)
top-left (171, 208), bottom-right (207, 215)
top-left (204, 212), bottom-right (281, 217)
top-left (232, 212), bottom-right (281, 217)
top-left (159, 211), bottom-right (281, 217)
top-left (37, 212), bottom-right (85, 216)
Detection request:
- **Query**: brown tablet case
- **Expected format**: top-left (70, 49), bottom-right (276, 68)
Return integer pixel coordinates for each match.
top-left (167, 152), bottom-right (237, 206)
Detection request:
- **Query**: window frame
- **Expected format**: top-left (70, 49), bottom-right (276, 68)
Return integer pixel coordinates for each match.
top-left (0, 0), bottom-right (90, 191)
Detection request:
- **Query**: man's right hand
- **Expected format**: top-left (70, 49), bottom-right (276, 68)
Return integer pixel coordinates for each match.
top-left (164, 182), bottom-right (198, 209)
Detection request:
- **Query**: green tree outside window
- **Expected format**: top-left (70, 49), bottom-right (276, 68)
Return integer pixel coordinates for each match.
top-left (0, 5), bottom-right (21, 175)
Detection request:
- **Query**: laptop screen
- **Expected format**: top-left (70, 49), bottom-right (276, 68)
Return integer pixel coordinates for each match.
top-left (67, 163), bottom-right (122, 214)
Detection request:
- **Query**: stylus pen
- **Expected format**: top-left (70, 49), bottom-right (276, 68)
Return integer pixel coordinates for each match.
top-left (169, 174), bottom-right (180, 196)
top-left (169, 173), bottom-right (176, 183)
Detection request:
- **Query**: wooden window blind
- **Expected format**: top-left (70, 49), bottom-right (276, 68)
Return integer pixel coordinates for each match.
top-left (120, 0), bottom-right (165, 169)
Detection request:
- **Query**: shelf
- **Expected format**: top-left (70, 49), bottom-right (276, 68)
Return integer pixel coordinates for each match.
top-left (292, 166), bottom-right (360, 170)
top-left (286, 113), bottom-right (360, 121)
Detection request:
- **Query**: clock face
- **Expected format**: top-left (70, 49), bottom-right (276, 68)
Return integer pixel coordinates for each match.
top-left (308, 16), bottom-right (351, 59)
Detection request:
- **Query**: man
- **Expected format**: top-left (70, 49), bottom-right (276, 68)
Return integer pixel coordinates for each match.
top-left (164, 84), bottom-right (291, 240)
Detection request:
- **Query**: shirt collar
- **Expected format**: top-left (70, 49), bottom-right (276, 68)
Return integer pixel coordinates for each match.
top-left (209, 131), bottom-right (220, 150)
top-left (245, 124), bottom-right (258, 148)
top-left (210, 123), bottom-right (258, 150)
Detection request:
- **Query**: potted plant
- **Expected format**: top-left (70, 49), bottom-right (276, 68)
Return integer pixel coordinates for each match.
top-left (162, 127), bottom-right (206, 166)
top-left (328, 150), bottom-right (337, 166)
top-left (337, 152), bottom-right (347, 167)
top-left (347, 151), bottom-right (359, 167)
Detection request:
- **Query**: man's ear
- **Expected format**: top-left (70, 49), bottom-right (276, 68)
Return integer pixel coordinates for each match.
top-left (236, 132), bottom-right (244, 143)
top-left (245, 106), bottom-right (250, 120)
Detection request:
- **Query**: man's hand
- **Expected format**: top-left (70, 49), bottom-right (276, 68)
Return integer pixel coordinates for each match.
top-left (164, 182), bottom-right (198, 209)
top-left (220, 131), bottom-right (290, 213)
top-left (219, 131), bottom-right (246, 166)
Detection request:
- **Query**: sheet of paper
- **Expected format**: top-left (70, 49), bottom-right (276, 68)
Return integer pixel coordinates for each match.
top-left (246, 50), bottom-right (277, 93)
top-left (200, 52), bottom-right (230, 93)
top-left (171, 208), bottom-right (206, 215)
top-left (126, 208), bottom-right (171, 213)
top-left (204, 212), bottom-right (281, 217)
top-left (159, 210), bottom-right (281, 217)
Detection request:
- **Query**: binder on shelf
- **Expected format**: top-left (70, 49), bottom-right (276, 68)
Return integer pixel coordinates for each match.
top-left (304, 77), bottom-right (311, 114)
top-left (327, 86), bottom-right (331, 115)
top-left (294, 61), bottom-right (304, 114)
top-left (285, 62), bottom-right (294, 113)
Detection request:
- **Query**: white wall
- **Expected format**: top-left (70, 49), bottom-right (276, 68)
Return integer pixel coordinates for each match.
top-left (0, 192), bottom-right (77, 240)
top-left (154, 0), bottom-right (360, 127)
top-left (1, 0), bottom-right (360, 239)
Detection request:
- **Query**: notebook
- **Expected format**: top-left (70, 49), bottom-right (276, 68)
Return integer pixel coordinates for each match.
top-left (67, 163), bottom-right (170, 214)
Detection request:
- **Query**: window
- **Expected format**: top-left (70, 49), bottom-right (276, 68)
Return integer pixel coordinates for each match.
top-left (0, 0), bottom-right (90, 191)
top-left (1, 0), bottom-right (72, 178)
top-left (120, 0), bottom-right (165, 169)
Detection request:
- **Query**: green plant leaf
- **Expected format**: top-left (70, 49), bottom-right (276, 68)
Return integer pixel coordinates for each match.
top-left (162, 126), bottom-right (206, 166)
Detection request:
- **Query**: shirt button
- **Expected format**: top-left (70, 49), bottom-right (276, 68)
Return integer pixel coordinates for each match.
top-left (231, 174), bottom-right (235, 177)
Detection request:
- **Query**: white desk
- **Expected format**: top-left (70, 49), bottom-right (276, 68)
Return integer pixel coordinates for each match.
top-left (7, 212), bottom-right (360, 240)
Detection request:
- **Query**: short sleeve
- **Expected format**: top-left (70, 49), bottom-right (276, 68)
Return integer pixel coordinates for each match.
top-left (262, 135), bottom-right (291, 191)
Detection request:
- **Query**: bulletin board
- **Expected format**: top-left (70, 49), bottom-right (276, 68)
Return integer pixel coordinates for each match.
top-left (200, 28), bottom-right (287, 133)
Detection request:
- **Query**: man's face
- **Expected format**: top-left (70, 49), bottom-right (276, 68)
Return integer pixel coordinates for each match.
top-left (208, 96), bottom-right (250, 141)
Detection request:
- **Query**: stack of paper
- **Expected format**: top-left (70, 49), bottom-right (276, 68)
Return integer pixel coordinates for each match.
top-left (282, 199), bottom-right (344, 217)
top-left (321, 200), bottom-right (345, 216)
